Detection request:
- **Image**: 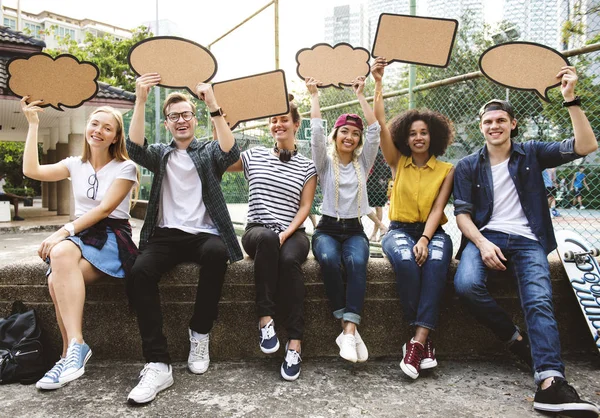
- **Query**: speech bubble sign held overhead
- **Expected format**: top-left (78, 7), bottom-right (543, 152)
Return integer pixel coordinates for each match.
top-left (212, 70), bottom-right (289, 130)
top-left (128, 36), bottom-right (218, 95)
top-left (372, 14), bottom-right (458, 68)
top-left (7, 53), bottom-right (99, 110)
top-left (296, 43), bottom-right (370, 88)
top-left (479, 42), bottom-right (569, 102)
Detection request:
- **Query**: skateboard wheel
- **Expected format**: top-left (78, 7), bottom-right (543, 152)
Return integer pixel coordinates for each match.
top-left (590, 248), bottom-right (600, 257)
top-left (564, 250), bottom-right (575, 261)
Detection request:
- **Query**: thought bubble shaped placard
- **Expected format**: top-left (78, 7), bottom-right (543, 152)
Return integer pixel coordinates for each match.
top-left (296, 43), bottom-right (370, 88)
top-left (479, 42), bottom-right (569, 102)
top-left (128, 36), bottom-right (218, 94)
top-left (372, 14), bottom-right (458, 68)
top-left (7, 53), bottom-right (99, 110)
top-left (212, 70), bottom-right (289, 130)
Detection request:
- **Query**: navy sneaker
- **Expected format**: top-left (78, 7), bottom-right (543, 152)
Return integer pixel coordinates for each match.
top-left (259, 319), bottom-right (280, 354)
top-left (280, 343), bottom-right (302, 381)
top-left (534, 377), bottom-right (599, 417)
top-left (58, 338), bottom-right (92, 385)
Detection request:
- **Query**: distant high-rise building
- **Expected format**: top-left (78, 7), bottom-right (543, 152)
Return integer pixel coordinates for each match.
top-left (503, 0), bottom-right (562, 49)
top-left (367, 0), bottom-right (410, 47)
top-left (324, 4), bottom-right (368, 48)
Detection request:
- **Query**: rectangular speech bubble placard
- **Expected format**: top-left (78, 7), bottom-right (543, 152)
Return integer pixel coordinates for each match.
top-left (372, 14), bottom-right (458, 68)
top-left (212, 70), bottom-right (289, 130)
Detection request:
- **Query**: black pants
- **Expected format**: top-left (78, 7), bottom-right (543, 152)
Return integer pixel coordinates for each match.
top-left (241, 224), bottom-right (309, 340)
top-left (131, 227), bottom-right (229, 364)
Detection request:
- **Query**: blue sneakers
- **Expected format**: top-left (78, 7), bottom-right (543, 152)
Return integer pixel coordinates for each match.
top-left (259, 319), bottom-right (280, 354)
top-left (280, 342), bottom-right (302, 381)
top-left (36, 357), bottom-right (66, 390)
top-left (59, 338), bottom-right (92, 385)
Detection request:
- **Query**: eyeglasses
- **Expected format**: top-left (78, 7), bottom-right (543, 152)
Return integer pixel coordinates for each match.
top-left (166, 111), bottom-right (195, 123)
top-left (87, 173), bottom-right (98, 200)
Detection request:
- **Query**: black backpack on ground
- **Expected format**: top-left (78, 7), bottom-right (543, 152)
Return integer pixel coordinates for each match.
top-left (0, 301), bottom-right (47, 384)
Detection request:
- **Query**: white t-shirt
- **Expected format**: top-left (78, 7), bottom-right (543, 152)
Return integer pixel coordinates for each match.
top-left (0, 177), bottom-right (5, 194)
top-left (242, 146), bottom-right (317, 232)
top-left (158, 148), bottom-right (219, 235)
top-left (61, 156), bottom-right (138, 219)
top-left (481, 158), bottom-right (537, 241)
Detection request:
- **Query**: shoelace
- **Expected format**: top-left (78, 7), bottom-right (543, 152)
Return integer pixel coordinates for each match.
top-left (424, 340), bottom-right (434, 358)
top-left (64, 343), bottom-right (81, 369)
top-left (285, 350), bottom-right (301, 367)
top-left (44, 359), bottom-right (65, 380)
top-left (137, 364), bottom-right (160, 388)
top-left (190, 338), bottom-right (208, 358)
top-left (405, 342), bottom-right (423, 366)
top-left (261, 322), bottom-right (276, 344)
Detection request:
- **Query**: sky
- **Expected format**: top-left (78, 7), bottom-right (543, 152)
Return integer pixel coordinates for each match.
top-left (2, 0), bottom-right (504, 88)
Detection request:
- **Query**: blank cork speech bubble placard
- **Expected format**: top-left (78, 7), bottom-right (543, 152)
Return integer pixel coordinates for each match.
top-left (296, 43), bottom-right (370, 88)
top-left (212, 70), bottom-right (289, 130)
top-left (479, 42), bottom-right (570, 102)
top-left (7, 53), bottom-right (99, 110)
top-left (372, 14), bottom-right (458, 68)
top-left (128, 36), bottom-right (218, 95)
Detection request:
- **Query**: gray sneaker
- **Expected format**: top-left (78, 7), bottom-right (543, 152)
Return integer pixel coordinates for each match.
top-left (188, 329), bottom-right (210, 374)
top-left (127, 363), bottom-right (174, 405)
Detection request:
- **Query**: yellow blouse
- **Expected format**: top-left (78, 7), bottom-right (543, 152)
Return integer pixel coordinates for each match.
top-left (389, 155), bottom-right (453, 224)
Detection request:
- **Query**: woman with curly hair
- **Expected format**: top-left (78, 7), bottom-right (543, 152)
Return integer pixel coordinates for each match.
top-left (372, 57), bottom-right (455, 380)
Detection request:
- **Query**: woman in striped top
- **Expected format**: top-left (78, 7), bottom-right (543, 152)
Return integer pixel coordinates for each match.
top-left (228, 96), bottom-right (317, 381)
top-left (373, 57), bottom-right (455, 380)
top-left (306, 75), bottom-right (380, 364)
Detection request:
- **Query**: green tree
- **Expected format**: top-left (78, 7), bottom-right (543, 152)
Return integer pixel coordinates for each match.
top-left (0, 142), bottom-right (41, 194)
top-left (44, 26), bottom-right (153, 92)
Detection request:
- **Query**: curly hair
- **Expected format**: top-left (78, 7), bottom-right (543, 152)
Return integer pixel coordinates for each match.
top-left (387, 109), bottom-right (454, 157)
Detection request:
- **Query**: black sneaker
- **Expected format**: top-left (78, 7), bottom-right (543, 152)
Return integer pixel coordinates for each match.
top-left (12, 215), bottom-right (24, 221)
top-left (508, 331), bottom-right (532, 369)
top-left (533, 377), bottom-right (599, 418)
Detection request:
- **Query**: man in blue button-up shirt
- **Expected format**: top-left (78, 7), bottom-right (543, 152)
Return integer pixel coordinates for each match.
top-left (453, 66), bottom-right (598, 416)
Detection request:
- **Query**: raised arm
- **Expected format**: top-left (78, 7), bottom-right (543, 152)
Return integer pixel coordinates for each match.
top-left (371, 57), bottom-right (400, 168)
top-left (21, 98), bottom-right (69, 182)
top-left (196, 83), bottom-right (234, 152)
top-left (353, 76), bottom-right (376, 126)
top-left (306, 77), bottom-right (321, 119)
top-left (558, 67), bottom-right (598, 156)
top-left (130, 73), bottom-right (161, 146)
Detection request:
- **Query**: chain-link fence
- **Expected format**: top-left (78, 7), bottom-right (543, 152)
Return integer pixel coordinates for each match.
top-left (205, 7), bottom-right (600, 252)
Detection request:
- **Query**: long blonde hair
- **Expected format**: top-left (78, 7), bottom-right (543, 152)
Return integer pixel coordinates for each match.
top-left (327, 126), bottom-right (364, 221)
top-left (81, 106), bottom-right (139, 204)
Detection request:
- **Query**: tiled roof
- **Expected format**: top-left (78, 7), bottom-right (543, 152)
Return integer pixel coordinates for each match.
top-left (0, 26), bottom-right (45, 48)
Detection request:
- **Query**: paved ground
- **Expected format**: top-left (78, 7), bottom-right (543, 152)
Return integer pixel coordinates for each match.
top-left (0, 357), bottom-right (599, 418)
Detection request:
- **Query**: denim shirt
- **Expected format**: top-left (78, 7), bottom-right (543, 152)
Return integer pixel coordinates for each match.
top-left (126, 137), bottom-right (243, 262)
top-left (453, 138), bottom-right (582, 256)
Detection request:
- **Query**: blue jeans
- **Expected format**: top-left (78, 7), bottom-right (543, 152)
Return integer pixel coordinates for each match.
top-left (311, 216), bottom-right (369, 325)
top-left (381, 222), bottom-right (453, 330)
top-left (454, 230), bottom-right (565, 385)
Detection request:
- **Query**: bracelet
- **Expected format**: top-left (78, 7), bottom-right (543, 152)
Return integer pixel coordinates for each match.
top-left (420, 234), bottom-right (431, 243)
top-left (562, 96), bottom-right (581, 107)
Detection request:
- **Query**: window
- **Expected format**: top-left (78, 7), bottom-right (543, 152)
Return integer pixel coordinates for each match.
top-left (24, 22), bottom-right (43, 39)
top-left (4, 17), bottom-right (17, 30)
top-left (54, 25), bottom-right (76, 39)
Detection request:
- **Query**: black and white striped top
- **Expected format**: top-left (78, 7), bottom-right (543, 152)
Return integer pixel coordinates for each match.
top-left (242, 146), bottom-right (317, 232)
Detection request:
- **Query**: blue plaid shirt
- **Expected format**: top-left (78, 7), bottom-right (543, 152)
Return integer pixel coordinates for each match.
top-left (126, 137), bottom-right (243, 262)
top-left (453, 138), bottom-right (582, 257)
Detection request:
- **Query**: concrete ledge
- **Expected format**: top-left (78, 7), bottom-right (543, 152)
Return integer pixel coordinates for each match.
top-left (0, 256), bottom-right (595, 362)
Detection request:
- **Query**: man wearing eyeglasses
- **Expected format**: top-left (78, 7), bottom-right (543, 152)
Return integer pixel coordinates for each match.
top-left (125, 73), bottom-right (243, 405)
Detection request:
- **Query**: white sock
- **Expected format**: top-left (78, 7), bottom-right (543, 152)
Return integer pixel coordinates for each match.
top-left (149, 362), bottom-right (169, 373)
top-left (191, 330), bottom-right (209, 340)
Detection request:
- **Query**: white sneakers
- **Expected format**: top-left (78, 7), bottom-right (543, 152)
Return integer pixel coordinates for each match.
top-left (188, 329), bottom-right (210, 374)
top-left (127, 363), bottom-right (174, 405)
top-left (336, 330), bottom-right (369, 363)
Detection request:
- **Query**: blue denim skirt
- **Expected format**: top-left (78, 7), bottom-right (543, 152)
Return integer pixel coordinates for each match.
top-left (66, 229), bottom-right (125, 278)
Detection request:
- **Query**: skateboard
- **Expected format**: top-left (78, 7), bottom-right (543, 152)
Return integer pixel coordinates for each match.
top-left (555, 229), bottom-right (600, 353)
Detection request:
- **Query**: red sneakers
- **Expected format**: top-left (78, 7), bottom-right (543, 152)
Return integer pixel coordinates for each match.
top-left (400, 338), bottom-right (424, 379)
top-left (421, 338), bottom-right (438, 370)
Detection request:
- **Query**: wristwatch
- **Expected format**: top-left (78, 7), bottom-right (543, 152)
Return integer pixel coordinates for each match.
top-left (63, 222), bottom-right (75, 236)
top-left (562, 96), bottom-right (581, 107)
top-left (210, 108), bottom-right (224, 117)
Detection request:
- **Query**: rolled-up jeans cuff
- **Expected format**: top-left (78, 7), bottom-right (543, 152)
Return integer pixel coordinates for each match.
top-left (342, 312), bottom-right (361, 325)
top-left (534, 370), bottom-right (564, 386)
top-left (333, 308), bottom-right (345, 320)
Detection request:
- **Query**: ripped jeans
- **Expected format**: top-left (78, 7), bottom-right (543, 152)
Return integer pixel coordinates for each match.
top-left (381, 222), bottom-right (453, 330)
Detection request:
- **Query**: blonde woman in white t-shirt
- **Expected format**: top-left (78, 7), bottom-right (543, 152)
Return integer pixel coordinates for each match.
top-left (20, 97), bottom-right (138, 391)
